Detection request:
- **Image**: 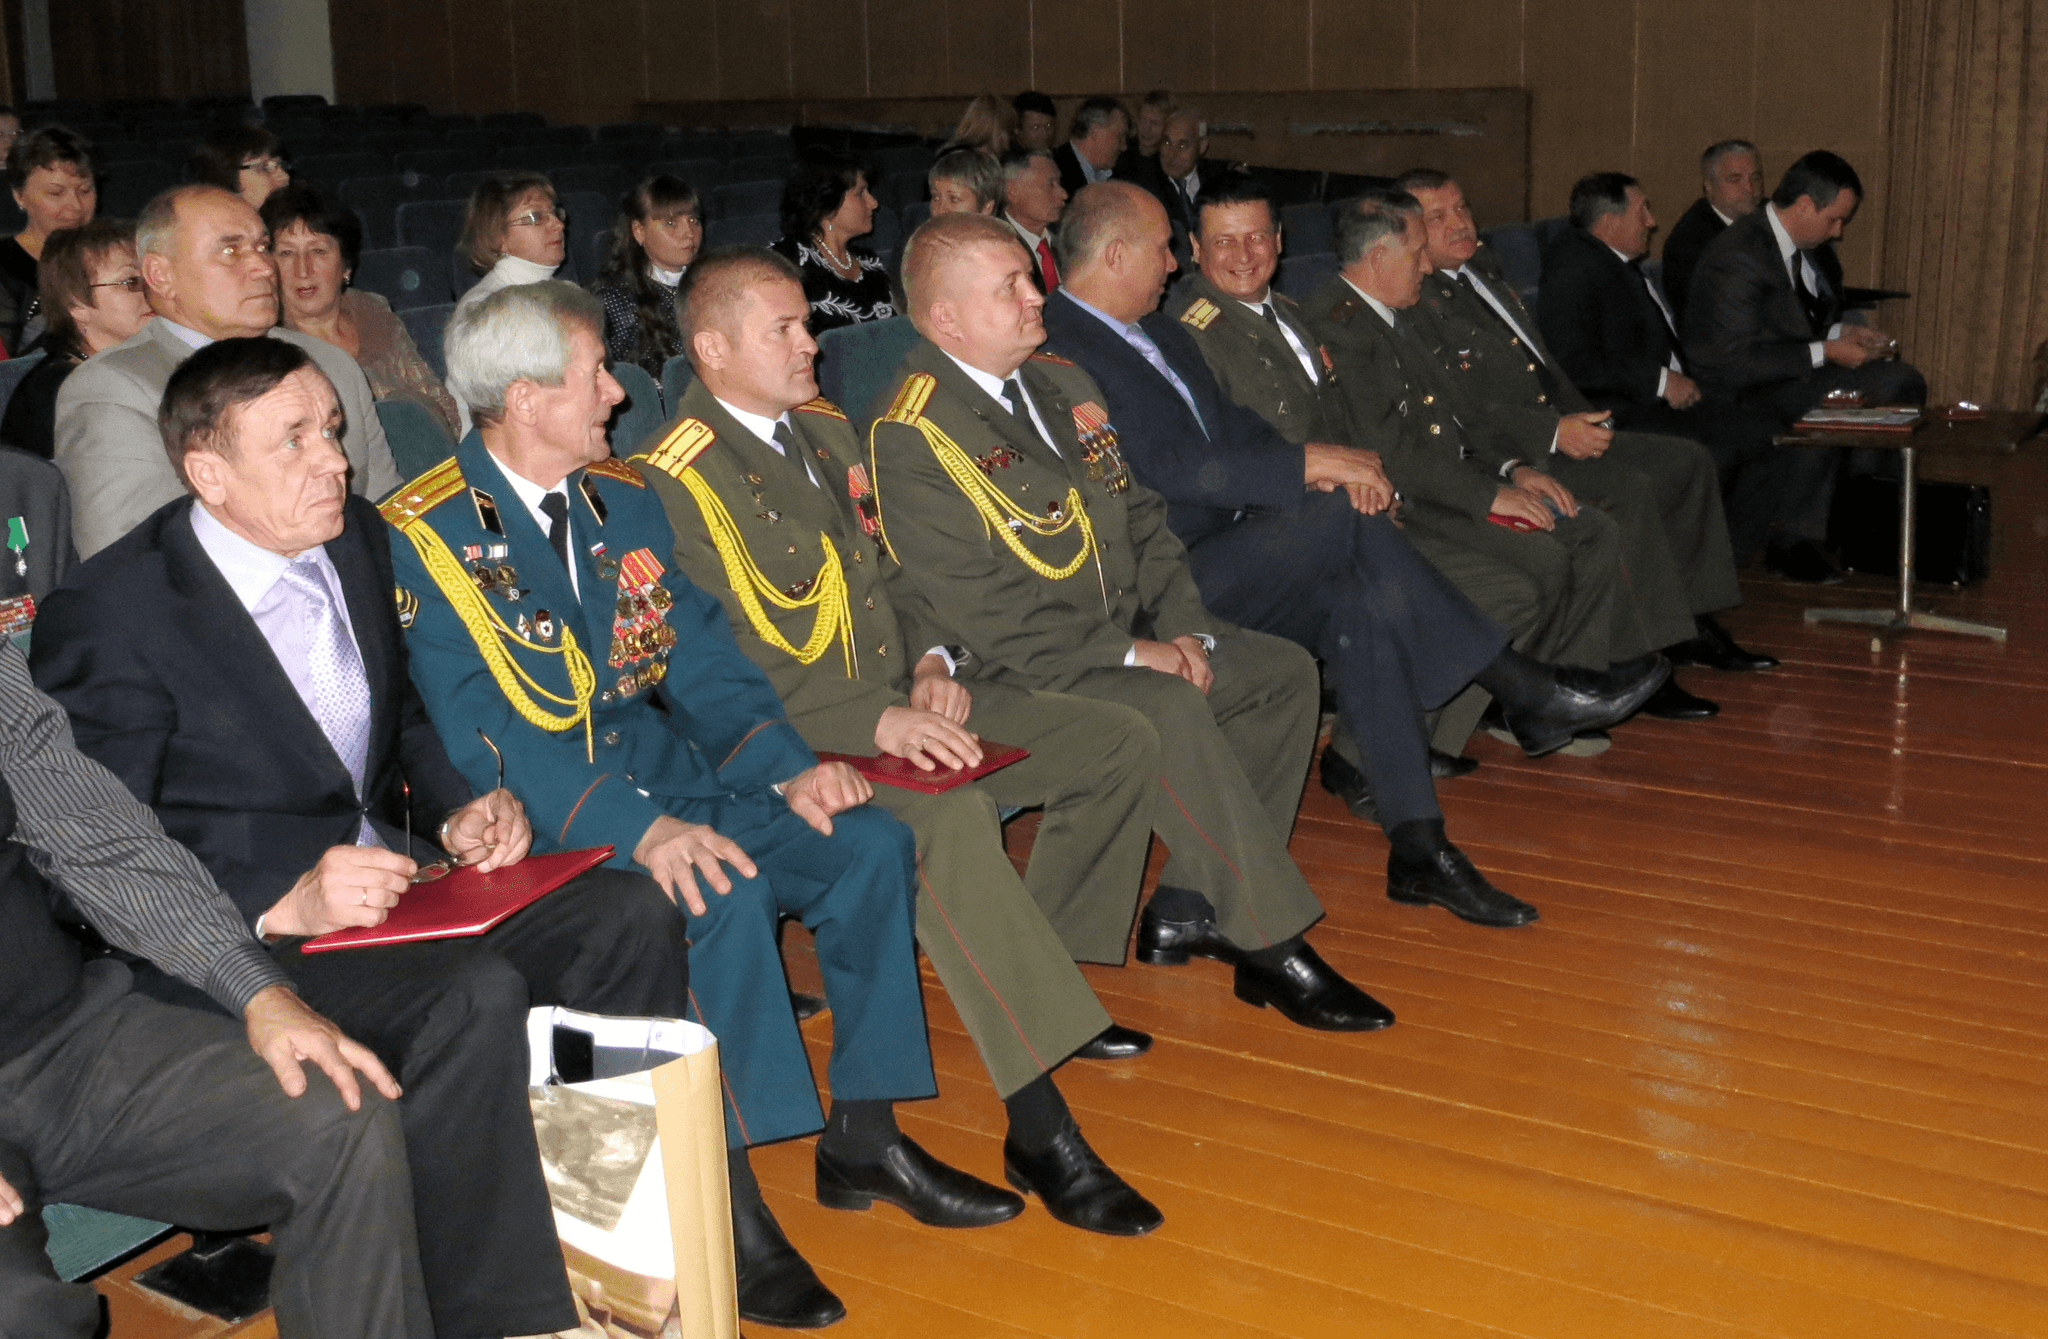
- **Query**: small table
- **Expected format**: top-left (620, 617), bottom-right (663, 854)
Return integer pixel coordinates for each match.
top-left (1776, 408), bottom-right (2042, 645)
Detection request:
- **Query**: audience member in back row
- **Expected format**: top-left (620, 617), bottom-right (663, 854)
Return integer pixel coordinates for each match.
top-left (1, 219), bottom-right (152, 461)
top-left (591, 173), bottom-right (701, 377)
top-left (772, 150), bottom-right (894, 334)
top-left (1, 126), bottom-right (98, 353)
top-left (186, 124), bottom-right (293, 211)
top-left (0, 106), bottom-right (20, 158)
top-left (939, 93), bottom-right (1013, 158)
top-left (1012, 90), bottom-right (1058, 153)
top-left (1660, 139), bottom-right (1764, 331)
top-left (54, 184), bottom-right (399, 558)
top-left (1053, 96), bottom-right (1128, 198)
top-left (454, 171), bottom-right (565, 316)
top-left (1119, 89), bottom-right (1175, 177)
top-left (928, 149), bottom-right (1002, 217)
top-left (262, 183), bottom-right (464, 443)
top-left (1002, 148), bottom-right (1068, 292)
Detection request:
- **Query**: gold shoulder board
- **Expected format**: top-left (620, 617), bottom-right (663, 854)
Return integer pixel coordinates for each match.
top-left (582, 456), bottom-right (646, 488)
top-left (380, 458), bottom-right (465, 530)
top-left (1180, 297), bottom-right (1221, 330)
top-left (636, 418), bottom-right (718, 477)
top-left (883, 372), bottom-right (937, 424)
top-left (796, 397), bottom-right (848, 421)
top-left (1028, 350), bottom-right (1075, 367)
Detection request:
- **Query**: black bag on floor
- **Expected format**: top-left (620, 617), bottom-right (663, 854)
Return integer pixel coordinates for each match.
top-left (1827, 476), bottom-right (1991, 585)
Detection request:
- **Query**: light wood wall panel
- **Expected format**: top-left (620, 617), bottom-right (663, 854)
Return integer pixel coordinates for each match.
top-left (49, 0), bottom-right (249, 101)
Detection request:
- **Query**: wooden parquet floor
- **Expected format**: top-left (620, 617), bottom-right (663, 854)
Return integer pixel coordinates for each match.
top-left (758, 442), bottom-right (2048, 1339)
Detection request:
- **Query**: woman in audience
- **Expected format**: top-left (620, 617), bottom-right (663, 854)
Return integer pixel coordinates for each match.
top-left (772, 152), bottom-right (894, 334)
top-left (262, 184), bottom-right (464, 442)
top-left (591, 174), bottom-right (700, 377)
top-left (187, 125), bottom-right (292, 209)
top-left (940, 95), bottom-right (1012, 157)
top-left (0, 218), bottom-right (148, 459)
top-left (456, 172), bottom-right (564, 316)
top-left (928, 149), bottom-right (1002, 216)
top-left (0, 126), bottom-right (97, 353)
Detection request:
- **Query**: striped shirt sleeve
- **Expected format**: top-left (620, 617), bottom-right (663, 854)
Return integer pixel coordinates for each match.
top-left (0, 643), bottom-right (286, 1012)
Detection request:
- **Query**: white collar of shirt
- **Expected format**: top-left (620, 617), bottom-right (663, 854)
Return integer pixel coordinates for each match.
top-left (1442, 263), bottom-right (1544, 360)
top-left (715, 397), bottom-right (817, 484)
top-left (1763, 202), bottom-right (1818, 290)
top-left (1006, 214), bottom-right (1050, 249)
top-left (649, 262), bottom-right (685, 288)
top-left (1235, 294), bottom-right (1319, 383)
top-left (1058, 287), bottom-right (1139, 343)
top-left (1068, 145), bottom-right (1113, 184)
top-left (486, 448), bottom-right (578, 595)
top-left (1176, 168), bottom-right (1201, 198)
top-left (161, 318), bottom-right (213, 351)
top-left (942, 349), bottom-right (1061, 456)
top-left (188, 499), bottom-right (335, 613)
top-left (1711, 203), bottom-right (1737, 228)
top-left (494, 253), bottom-right (560, 285)
top-left (1343, 276), bottom-right (1401, 329)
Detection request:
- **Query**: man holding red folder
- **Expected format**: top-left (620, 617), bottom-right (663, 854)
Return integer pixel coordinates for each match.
top-left (636, 247), bottom-right (1168, 1240)
top-left (33, 336), bottom-right (691, 1339)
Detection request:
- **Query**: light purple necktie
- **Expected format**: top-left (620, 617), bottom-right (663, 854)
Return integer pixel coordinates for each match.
top-left (279, 558), bottom-right (376, 844)
top-left (1120, 323), bottom-right (1208, 437)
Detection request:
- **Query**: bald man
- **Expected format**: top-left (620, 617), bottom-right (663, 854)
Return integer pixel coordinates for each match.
top-left (631, 246), bottom-right (1165, 1238)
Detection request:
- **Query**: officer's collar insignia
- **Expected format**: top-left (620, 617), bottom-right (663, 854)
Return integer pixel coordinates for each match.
top-left (471, 487), bottom-right (504, 536)
top-left (578, 474), bottom-right (609, 526)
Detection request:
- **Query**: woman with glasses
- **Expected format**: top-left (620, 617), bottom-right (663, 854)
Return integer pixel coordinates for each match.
top-left (0, 219), bottom-right (148, 460)
top-left (455, 173), bottom-right (565, 317)
top-left (262, 183), bottom-right (464, 442)
top-left (1, 126), bottom-right (98, 354)
top-left (590, 175), bottom-right (700, 377)
top-left (772, 150), bottom-right (893, 335)
top-left (187, 125), bottom-right (292, 209)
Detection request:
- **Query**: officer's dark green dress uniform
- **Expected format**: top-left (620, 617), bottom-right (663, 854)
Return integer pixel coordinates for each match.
top-left (382, 432), bottom-right (934, 1148)
top-left (632, 381), bottom-right (1158, 1098)
top-left (867, 340), bottom-right (1325, 961)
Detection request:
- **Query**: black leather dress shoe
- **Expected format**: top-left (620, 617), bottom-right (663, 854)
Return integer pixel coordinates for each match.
top-left (1004, 1123), bottom-right (1163, 1236)
top-left (1667, 614), bottom-right (1778, 672)
top-left (1765, 537), bottom-right (1845, 585)
top-left (816, 1135), bottom-right (1023, 1228)
top-left (1387, 842), bottom-right (1539, 927)
top-left (733, 1189), bottom-right (845, 1328)
top-left (1640, 677), bottom-right (1719, 720)
top-left (1073, 1023), bottom-right (1153, 1060)
top-left (1232, 944), bottom-right (1395, 1031)
top-left (1318, 748), bottom-right (1376, 820)
top-left (1431, 749), bottom-right (1480, 779)
top-left (1134, 901), bottom-right (1242, 966)
top-left (1499, 654), bottom-right (1669, 757)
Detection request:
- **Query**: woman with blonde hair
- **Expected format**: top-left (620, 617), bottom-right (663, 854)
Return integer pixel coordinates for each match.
top-left (939, 94), bottom-right (1013, 157)
top-left (455, 172), bottom-right (565, 315)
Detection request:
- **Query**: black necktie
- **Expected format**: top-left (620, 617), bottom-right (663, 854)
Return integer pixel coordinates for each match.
top-left (771, 420), bottom-right (815, 487)
top-left (1794, 255), bottom-right (1831, 337)
top-left (1259, 301), bottom-right (1281, 329)
top-left (1001, 378), bottom-right (1033, 430)
top-left (1629, 258), bottom-right (1682, 358)
top-left (1457, 270), bottom-right (1561, 401)
top-left (539, 491), bottom-right (570, 571)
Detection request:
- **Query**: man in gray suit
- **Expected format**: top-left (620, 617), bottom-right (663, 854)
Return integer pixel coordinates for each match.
top-left (54, 185), bottom-right (399, 557)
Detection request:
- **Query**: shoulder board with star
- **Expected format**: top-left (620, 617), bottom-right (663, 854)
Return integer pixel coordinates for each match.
top-left (1028, 351), bottom-right (1075, 367)
top-left (635, 418), bottom-right (718, 477)
top-left (884, 372), bottom-right (937, 423)
top-left (795, 397), bottom-right (848, 421)
top-left (379, 457), bottom-right (466, 531)
top-left (1179, 297), bottom-right (1221, 330)
top-left (582, 456), bottom-right (646, 488)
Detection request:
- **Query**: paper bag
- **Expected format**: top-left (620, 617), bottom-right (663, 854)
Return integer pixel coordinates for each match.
top-left (526, 1008), bottom-right (738, 1339)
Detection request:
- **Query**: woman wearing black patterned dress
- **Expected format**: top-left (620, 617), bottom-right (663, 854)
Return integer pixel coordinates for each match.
top-left (771, 151), bottom-right (894, 335)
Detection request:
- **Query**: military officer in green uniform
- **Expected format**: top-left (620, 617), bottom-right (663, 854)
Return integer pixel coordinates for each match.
top-left (1396, 170), bottom-right (1770, 713)
top-left (632, 247), bottom-right (1164, 1237)
top-left (869, 211), bottom-right (1396, 1035)
top-left (382, 281), bottom-right (1022, 1332)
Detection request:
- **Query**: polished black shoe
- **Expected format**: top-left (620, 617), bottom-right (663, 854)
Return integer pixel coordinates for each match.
top-left (1134, 900), bottom-right (1242, 966)
top-left (789, 989), bottom-right (827, 1021)
top-left (1004, 1123), bottom-right (1164, 1236)
top-left (1318, 747), bottom-right (1376, 820)
top-left (1499, 654), bottom-right (1670, 757)
top-left (1666, 614), bottom-right (1778, 672)
top-left (1431, 749), bottom-right (1480, 779)
top-left (1765, 536), bottom-right (1845, 585)
top-left (1073, 1023), bottom-right (1153, 1060)
top-left (733, 1188), bottom-right (845, 1328)
top-left (816, 1135), bottom-right (1023, 1228)
top-left (1388, 842), bottom-right (1539, 927)
top-left (1232, 944), bottom-right (1395, 1031)
top-left (1640, 677), bottom-right (1719, 720)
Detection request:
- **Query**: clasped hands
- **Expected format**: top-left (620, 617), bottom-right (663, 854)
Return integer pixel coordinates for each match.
top-left (1303, 442), bottom-right (1395, 516)
top-left (1824, 325), bottom-right (1897, 369)
top-left (1491, 465), bottom-right (1580, 532)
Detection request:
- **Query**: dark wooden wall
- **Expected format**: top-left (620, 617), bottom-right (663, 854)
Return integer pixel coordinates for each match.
top-left (47, 0), bottom-right (249, 101)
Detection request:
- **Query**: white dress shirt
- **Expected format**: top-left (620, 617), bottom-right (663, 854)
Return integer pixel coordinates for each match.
top-left (1238, 290), bottom-right (1319, 383)
top-left (487, 449), bottom-right (578, 596)
top-left (941, 350), bottom-right (1063, 455)
top-left (715, 397), bottom-right (818, 486)
top-left (1764, 203), bottom-right (1842, 367)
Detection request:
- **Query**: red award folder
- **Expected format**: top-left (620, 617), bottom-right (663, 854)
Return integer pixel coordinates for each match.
top-left (814, 743), bottom-right (1029, 794)
top-left (302, 845), bottom-right (615, 953)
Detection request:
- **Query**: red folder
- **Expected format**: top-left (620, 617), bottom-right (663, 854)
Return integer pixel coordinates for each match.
top-left (302, 845), bottom-right (615, 953)
top-left (814, 743), bottom-right (1029, 794)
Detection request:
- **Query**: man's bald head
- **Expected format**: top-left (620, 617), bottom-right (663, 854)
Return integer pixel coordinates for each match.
top-left (900, 212), bottom-right (1046, 377)
top-left (1052, 180), bottom-right (1161, 277)
top-left (902, 211), bottom-right (1029, 334)
top-left (676, 245), bottom-right (805, 355)
top-left (1055, 182), bottom-right (1177, 324)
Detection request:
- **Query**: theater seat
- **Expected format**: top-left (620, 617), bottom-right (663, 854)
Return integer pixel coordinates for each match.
top-left (400, 303), bottom-right (456, 380)
top-left (375, 398), bottom-right (455, 479)
top-left (42, 1203), bottom-right (172, 1284)
top-left (660, 353), bottom-right (695, 408)
top-left (815, 316), bottom-right (919, 431)
top-left (608, 363), bottom-right (666, 456)
top-left (1276, 251), bottom-right (1339, 303)
top-left (354, 247), bottom-right (448, 312)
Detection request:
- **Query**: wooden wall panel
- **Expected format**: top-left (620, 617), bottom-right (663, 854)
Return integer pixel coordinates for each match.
top-left (644, 0), bottom-right (721, 104)
top-left (1311, 0), bottom-right (1414, 90)
top-left (453, 0), bottom-right (519, 114)
top-left (715, 0), bottom-right (793, 99)
top-left (577, 0), bottom-right (650, 122)
top-left (1030, 0), bottom-right (1119, 95)
top-left (50, 0), bottom-right (249, 100)
top-left (1522, 0), bottom-right (1635, 217)
top-left (790, 0), bottom-right (869, 99)
top-left (945, 0), bottom-right (1029, 95)
top-left (865, 0), bottom-right (948, 99)
top-left (1413, 0), bottom-right (1522, 90)
top-left (1212, 0), bottom-right (1306, 93)
top-left (328, 0), bottom-right (394, 104)
top-left (1121, 0), bottom-right (1214, 96)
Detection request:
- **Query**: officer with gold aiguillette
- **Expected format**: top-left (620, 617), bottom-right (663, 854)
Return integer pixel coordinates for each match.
top-left (634, 248), bottom-right (1167, 1238)
top-left (381, 282), bottom-right (1022, 1332)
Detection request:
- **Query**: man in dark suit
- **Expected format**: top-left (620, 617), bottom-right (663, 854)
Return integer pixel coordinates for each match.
top-left (1039, 184), bottom-right (1667, 929)
top-left (1012, 90), bottom-right (1058, 153)
top-left (1002, 148), bottom-right (1068, 293)
top-left (1053, 96), bottom-right (1128, 199)
top-left (31, 336), bottom-right (692, 1339)
top-left (1684, 150), bottom-right (1927, 581)
top-left (1662, 139), bottom-right (1765, 332)
top-left (1537, 171), bottom-right (1797, 623)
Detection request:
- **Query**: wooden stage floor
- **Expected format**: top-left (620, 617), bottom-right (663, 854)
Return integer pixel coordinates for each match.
top-left (760, 444), bottom-right (2048, 1338)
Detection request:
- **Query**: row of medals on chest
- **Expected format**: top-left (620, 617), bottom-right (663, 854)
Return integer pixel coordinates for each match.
top-left (465, 539), bottom-right (677, 699)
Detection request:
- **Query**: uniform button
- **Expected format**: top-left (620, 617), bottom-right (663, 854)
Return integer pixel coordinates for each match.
top-left (787, 544), bottom-right (798, 554)
top-left (852, 551), bottom-right (863, 563)
top-left (864, 596), bottom-right (876, 609)
top-left (1429, 423), bottom-right (1442, 434)
top-left (603, 730), bottom-right (621, 746)
top-left (1536, 393), bottom-right (1548, 403)
top-left (877, 645), bottom-right (888, 656)
top-left (600, 690), bottom-right (615, 703)
top-left (1422, 394), bottom-right (1434, 405)
top-left (1510, 337), bottom-right (1521, 346)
